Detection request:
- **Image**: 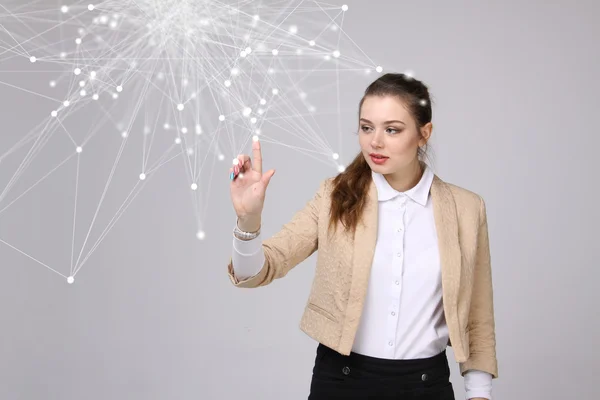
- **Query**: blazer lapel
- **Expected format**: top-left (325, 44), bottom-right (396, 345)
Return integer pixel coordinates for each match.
top-left (431, 175), bottom-right (462, 333)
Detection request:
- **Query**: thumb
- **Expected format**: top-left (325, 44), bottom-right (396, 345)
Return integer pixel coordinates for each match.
top-left (261, 169), bottom-right (275, 186)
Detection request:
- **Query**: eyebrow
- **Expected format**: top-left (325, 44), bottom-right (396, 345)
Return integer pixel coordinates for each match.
top-left (359, 118), bottom-right (405, 125)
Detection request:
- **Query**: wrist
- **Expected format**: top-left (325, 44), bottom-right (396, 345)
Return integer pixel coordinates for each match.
top-left (238, 216), bottom-right (261, 232)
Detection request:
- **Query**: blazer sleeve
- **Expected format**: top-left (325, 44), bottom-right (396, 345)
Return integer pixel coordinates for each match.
top-left (226, 178), bottom-right (327, 288)
top-left (459, 196), bottom-right (499, 379)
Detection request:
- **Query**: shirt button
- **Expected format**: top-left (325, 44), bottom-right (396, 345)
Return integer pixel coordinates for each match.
top-left (395, 280), bottom-right (399, 285)
top-left (397, 227), bottom-right (402, 232)
top-left (388, 341), bottom-right (393, 346)
top-left (342, 366), bottom-right (350, 375)
top-left (396, 252), bottom-right (401, 257)
top-left (391, 311), bottom-right (395, 316)
top-left (421, 373), bottom-right (428, 381)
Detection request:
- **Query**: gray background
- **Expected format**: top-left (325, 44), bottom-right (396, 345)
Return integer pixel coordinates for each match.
top-left (1, 0), bottom-right (599, 399)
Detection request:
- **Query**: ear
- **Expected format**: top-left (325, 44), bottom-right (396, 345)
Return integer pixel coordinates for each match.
top-left (419, 122), bottom-right (433, 146)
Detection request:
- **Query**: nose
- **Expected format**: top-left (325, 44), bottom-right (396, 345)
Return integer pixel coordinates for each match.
top-left (371, 132), bottom-right (383, 149)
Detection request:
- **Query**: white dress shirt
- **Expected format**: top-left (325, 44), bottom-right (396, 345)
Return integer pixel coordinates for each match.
top-left (231, 164), bottom-right (493, 399)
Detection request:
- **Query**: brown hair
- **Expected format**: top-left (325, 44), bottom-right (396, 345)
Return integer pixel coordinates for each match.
top-left (327, 73), bottom-right (434, 236)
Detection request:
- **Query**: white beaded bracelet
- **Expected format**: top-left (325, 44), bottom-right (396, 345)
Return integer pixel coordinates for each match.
top-left (233, 218), bottom-right (261, 240)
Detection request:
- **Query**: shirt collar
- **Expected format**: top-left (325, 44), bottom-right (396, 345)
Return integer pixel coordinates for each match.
top-left (371, 162), bottom-right (434, 206)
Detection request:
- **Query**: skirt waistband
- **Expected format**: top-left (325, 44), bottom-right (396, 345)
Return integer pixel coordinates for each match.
top-left (316, 343), bottom-right (449, 377)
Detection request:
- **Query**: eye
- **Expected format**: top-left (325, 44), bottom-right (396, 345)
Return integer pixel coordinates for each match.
top-left (386, 127), bottom-right (401, 134)
top-left (360, 125), bottom-right (372, 132)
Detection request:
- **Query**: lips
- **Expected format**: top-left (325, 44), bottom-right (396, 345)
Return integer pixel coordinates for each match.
top-left (370, 154), bottom-right (388, 159)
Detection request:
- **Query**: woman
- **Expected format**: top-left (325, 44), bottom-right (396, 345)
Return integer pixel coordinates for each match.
top-left (227, 73), bottom-right (498, 400)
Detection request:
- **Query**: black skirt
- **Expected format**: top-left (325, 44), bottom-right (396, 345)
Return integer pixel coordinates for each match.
top-left (308, 343), bottom-right (455, 400)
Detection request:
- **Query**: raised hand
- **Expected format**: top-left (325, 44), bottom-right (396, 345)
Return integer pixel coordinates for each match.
top-left (229, 137), bottom-right (276, 224)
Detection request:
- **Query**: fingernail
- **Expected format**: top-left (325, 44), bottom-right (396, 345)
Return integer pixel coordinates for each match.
top-left (230, 172), bottom-right (234, 180)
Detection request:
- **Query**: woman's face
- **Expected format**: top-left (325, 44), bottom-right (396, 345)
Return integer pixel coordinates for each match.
top-left (358, 95), bottom-right (430, 175)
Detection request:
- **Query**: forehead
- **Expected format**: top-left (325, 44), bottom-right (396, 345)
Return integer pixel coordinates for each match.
top-left (360, 95), bottom-right (410, 121)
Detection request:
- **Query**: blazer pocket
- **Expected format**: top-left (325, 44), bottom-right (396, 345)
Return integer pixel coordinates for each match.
top-left (307, 302), bottom-right (337, 322)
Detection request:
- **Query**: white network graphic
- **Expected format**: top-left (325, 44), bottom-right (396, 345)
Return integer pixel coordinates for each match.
top-left (0, 0), bottom-right (391, 284)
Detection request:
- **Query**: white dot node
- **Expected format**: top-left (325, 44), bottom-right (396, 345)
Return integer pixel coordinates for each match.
top-left (240, 51), bottom-right (247, 57)
top-left (29, 56), bottom-right (36, 63)
top-left (253, 15), bottom-right (260, 21)
top-left (163, 123), bottom-right (170, 129)
top-left (121, 131), bottom-right (128, 138)
top-left (376, 66), bottom-right (383, 73)
top-left (80, 90), bottom-right (86, 96)
top-left (191, 183), bottom-right (198, 190)
top-left (309, 105), bottom-right (316, 113)
top-left (252, 135), bottom-right (259, 142)
top-left (260, 98), bottom-right (267, 105)
top-left (195, 124), bottom-right (202, 134)
top-left (324, 55), bottom-right (331, 61)
top-left (116, 85), bottom-right (123, 92)
top-left (76, 146), bottom-right (82, 153)
top-left (75, 38), bottom-right (82, 45)
top-left (79, 80), bottom-right (86, 87)
top-left (218, 154), bottom-right (225, 161)
top-left (224, 80), bottom-right (231, 87)
top-left (60, 52), bottom-right (66, 59)
top-left (196, 231), bottom-right (206, 240)
top-left (112, 93), bottom-right (119, 99)
top-left (74, 68), bottom-right (81, 75)
top-left (296, 49), bottom-right (303, 55)
top-left (330, 25), bottom-right (338, 31)
top-left (250, 117), bottom-right (257, 124)
top-left (267, 68), bottom-right (275, 74)
top-left (181, 127), bottom-right (188, 134)
top-left (88, 4), bottom-right (95, 11)
top-left (238, 172), bottom-right (244, 179)
top-left (49, 81), bottom-right (56, 87)
top-left (63, 100), bottom-right (70, 107)
top-left (309, 40), bottom-right (316, 46)
top-left (255, 129), bottom-right (261, 135)
top-left (139, 173), bottom-right (146, 180)
top-left (338, 165), bottom-right (346, 172)
top-left (61, 5), bottom-right (69, 13)
top-left (219, 115), bottom-right (225, 121)
top-left (90, 71), bottom-right (97, 79)
top-left (245, 47), bottom-right (252, 53)
top-left (272, 49), bottom-right (278, 56)
top-left (187, 148), bottom-right (194, 155)
top-left (333, 50), bottom-right (340, 58)
top-left (175, 137), bottom-right (182, 144)
top-left (231, 68), bottom-right (239, 75)
top-left (342, 4), bottom-right (348, 11)
top-left (272, 88), bottom-right (279, 95)
top-left (177, 103), bottom-right (184, 111)
top-left (232, 158), bottom-right (240, 166)
top-left (243, 107), bottom-right (252, 116)
top-left (419, 99), bottom-right (428, 106)
top-left (258, 109), bottom-right (264, 115)
top-left (92, 94), bottom-right (99, 100)
top-left (289, 25), bottom-right (298, 34)
top-left (332, 153), bottom-right (339, 160)
top-left (67, 276), bottom-right (74, 284)
top-left (51, 110), bottom-right (57, 117)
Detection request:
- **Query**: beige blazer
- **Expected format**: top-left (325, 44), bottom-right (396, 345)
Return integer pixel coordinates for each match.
top-left (227, 174), bottom-right (498, 378)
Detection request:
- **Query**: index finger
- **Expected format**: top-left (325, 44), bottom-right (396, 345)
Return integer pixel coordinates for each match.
top-left (252, 136), bottom-right (262, 174)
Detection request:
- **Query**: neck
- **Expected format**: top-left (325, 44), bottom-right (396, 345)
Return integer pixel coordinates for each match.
top-left (384, 160), bottom-right (424, 192)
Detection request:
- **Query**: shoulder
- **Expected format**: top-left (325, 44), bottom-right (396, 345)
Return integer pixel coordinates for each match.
top-left (437, 177), bottom-right (487, 223)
